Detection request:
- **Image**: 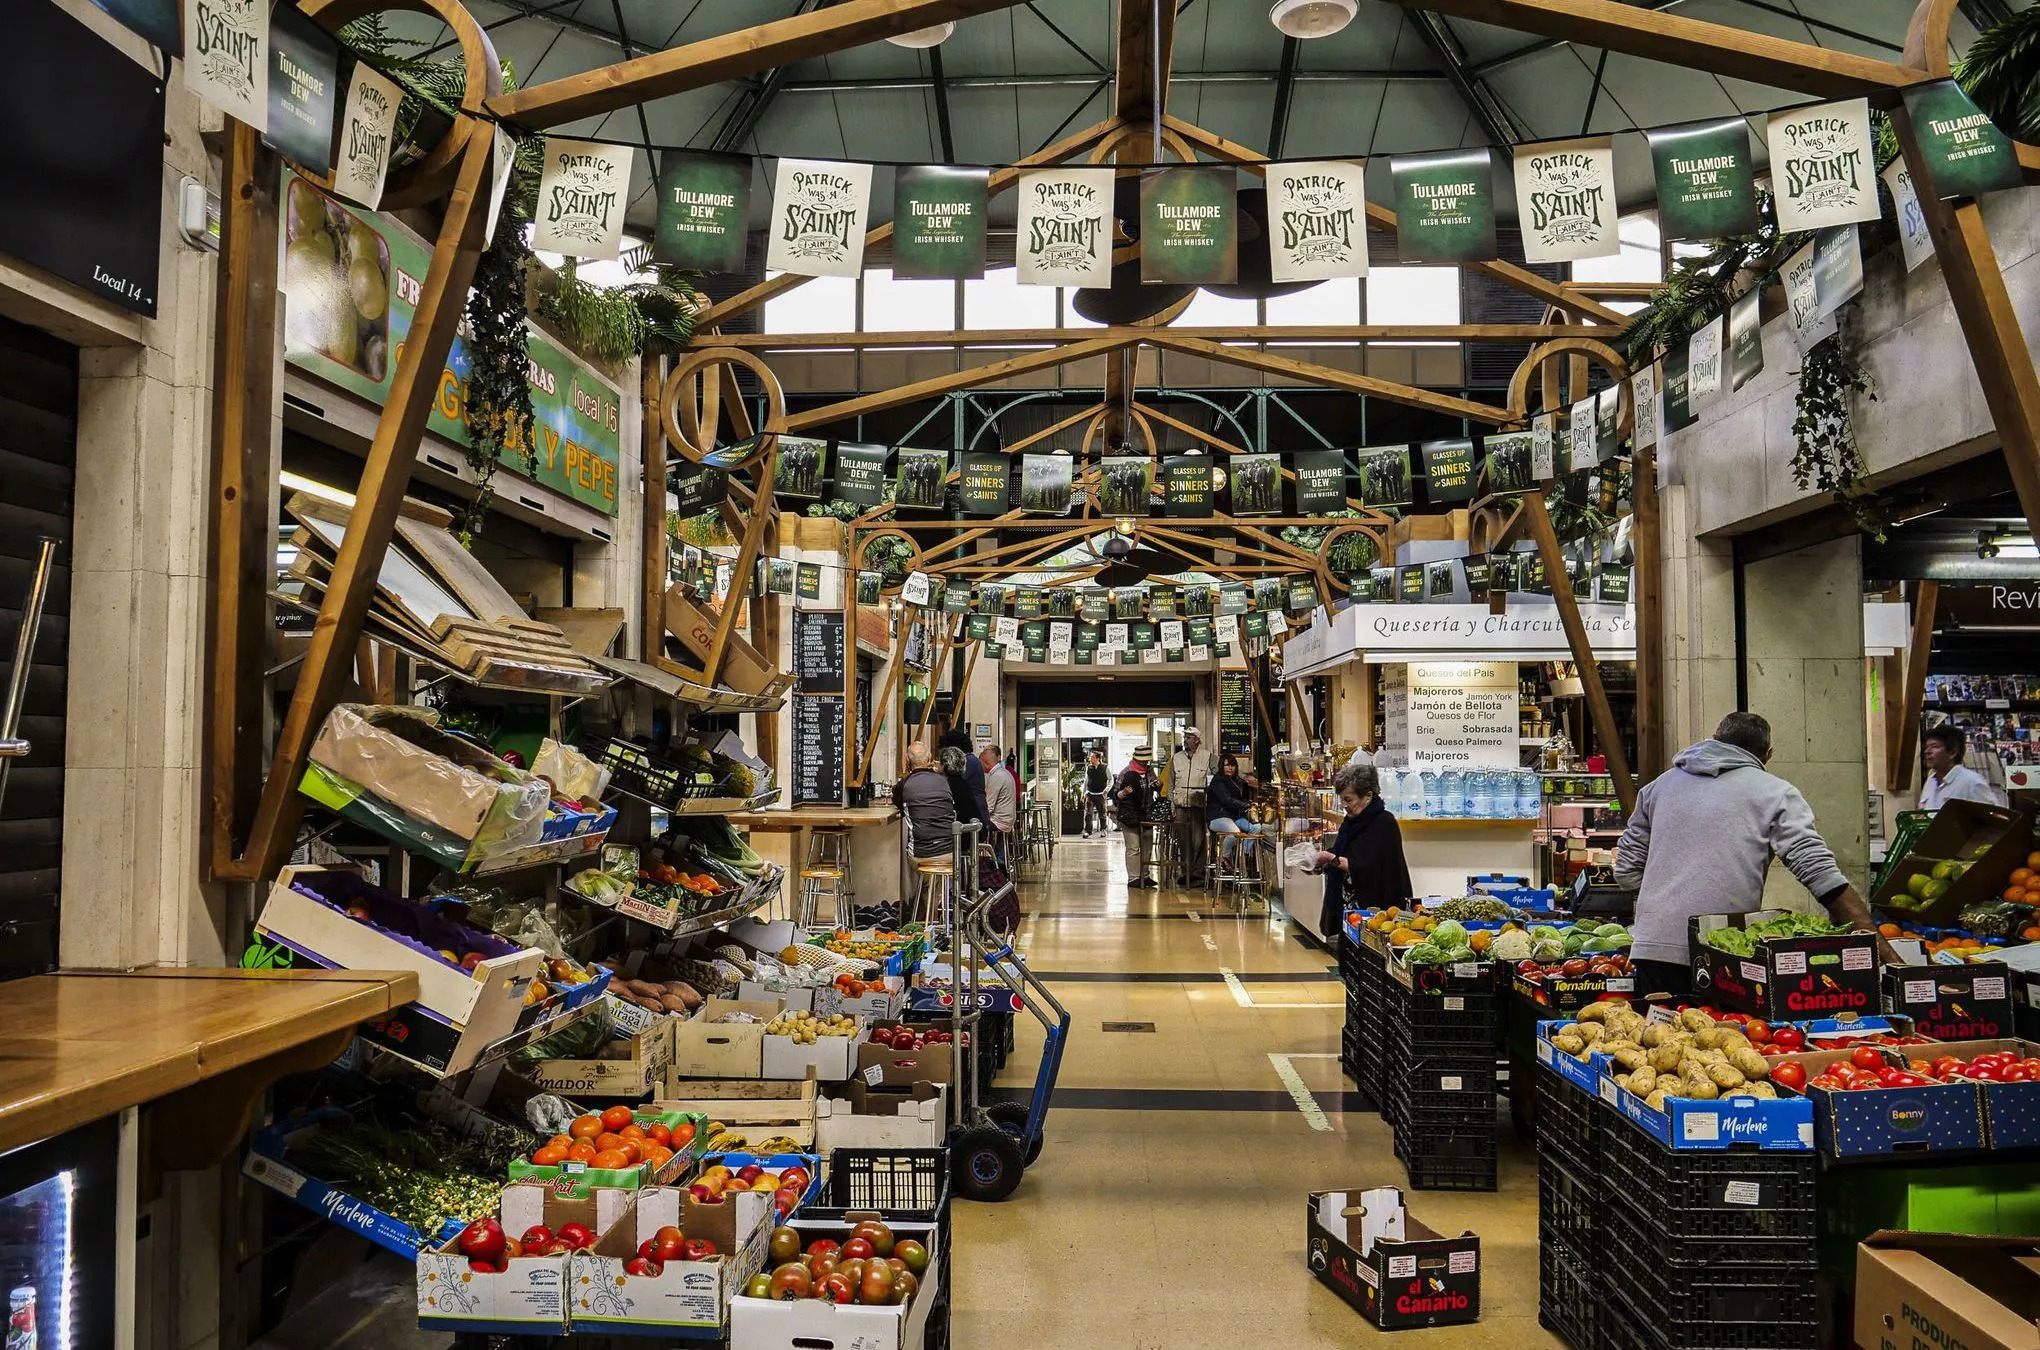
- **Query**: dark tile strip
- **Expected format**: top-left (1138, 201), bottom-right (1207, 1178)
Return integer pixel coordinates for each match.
top-left (986, 1086), bottom-right (1378, 1114)
top-left (1026, 970), bottom-right (1338, 983)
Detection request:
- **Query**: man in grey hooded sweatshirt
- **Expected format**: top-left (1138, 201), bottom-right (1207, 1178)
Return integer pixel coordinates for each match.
top-left (1615, 711), bottom-right (1875, 998)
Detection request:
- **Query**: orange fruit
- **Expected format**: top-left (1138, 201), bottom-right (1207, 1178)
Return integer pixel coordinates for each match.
top-left (568, 1115), bottom-right (604, 1141)
top-left (568, 1141), bottom-right (597, 1163)
top-left (618, 1124), bottom-right (647, 1144)
top-left (2028, 851), bottom-right (2040, 869)
top-left (2015, 868), bottom-right (2036, 886)
top-left (531, 1144), bottom-right (568, 1166)
top-left (1877, 923), bottom-right (1901, 939)
top-left (601, 1105), bottom-right (635, 1131)
top-left (2008, 888), bottom-right (2029, 905)
top-left (590, 1148), bottom-right (631, 1170)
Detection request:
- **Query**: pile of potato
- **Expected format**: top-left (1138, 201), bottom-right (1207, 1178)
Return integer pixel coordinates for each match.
top-left (605, 974), bottom-right (704, 1016)
top-left (1547, 1003), bottom-right (1775, 1111)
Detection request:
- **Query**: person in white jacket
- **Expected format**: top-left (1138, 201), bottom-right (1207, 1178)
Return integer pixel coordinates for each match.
top-left (1919, 724), bottom-right (2005, 809)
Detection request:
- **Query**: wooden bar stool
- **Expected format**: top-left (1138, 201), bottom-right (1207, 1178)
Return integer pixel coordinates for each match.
top-left (909, 855), bottom-right (956, 927)
top-left (797, 829), bottom-right (852, 929)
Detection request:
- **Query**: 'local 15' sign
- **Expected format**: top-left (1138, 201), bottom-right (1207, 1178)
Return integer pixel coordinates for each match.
top-left (282, 173), bottom-right (622, 516)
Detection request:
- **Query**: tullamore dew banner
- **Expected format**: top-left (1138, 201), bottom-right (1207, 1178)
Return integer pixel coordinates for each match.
top-left (1265, 159), bottom-right (1367, 282)
top-left (767, 158), bottom-right (871, 278)
top-left (1512, 136), bottom-right (1618, 263)
top-left (1767, 99), bottom-right (1880, 233)
top-left (283, 175), bottom-right (623, 515)
top-left (533, 138), bottom-right (633, 260)
top-left (892, 165), bottom-right (988, 280)
top-left (1389, 148), bottom-right (1496, 263)
top-left (1141, 166), bottom-right (1237, 285)
top-left (1727, 286), bottom-right (1764, 392)
top-left (655, 151), bottom-right (751, 273)
top-left (1645, 117), bottom-right (1758, 241)
top-left (1901, 79), bottom-right (2024, 201)
top-left (1016, 168), bottom-right (1115, 287)
top-left (264, 8), bottom-right (338, 173)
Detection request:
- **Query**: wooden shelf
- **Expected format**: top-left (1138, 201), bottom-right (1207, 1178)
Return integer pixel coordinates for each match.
top-left (728, 806), bottom-right (901, 831)
top-left (0, 968), bottom-right (416, 1158)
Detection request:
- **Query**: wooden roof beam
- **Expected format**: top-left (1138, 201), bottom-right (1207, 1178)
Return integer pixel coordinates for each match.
top-left (1146, 332), bottom-right (1515, 424)
top-left (1114, 0), bottom-right (1176, 122)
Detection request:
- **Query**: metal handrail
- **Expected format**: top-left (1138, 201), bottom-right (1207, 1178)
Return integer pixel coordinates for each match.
top-left (0, 537), bottom-right (58, 814)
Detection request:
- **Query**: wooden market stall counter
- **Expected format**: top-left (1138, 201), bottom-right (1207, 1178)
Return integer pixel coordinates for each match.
top-left (727, 806), bottom-right (904, 916)
top-left (0, 967), bottom-right (418, 1157)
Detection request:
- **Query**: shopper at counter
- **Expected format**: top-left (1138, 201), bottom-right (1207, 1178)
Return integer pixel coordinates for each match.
top-left (1083, 750), bottom-right (1110, 837)
top-left (1315, 763), bottom-right (1413, 938)
top-left (899, 742), bottom-right (958, 859)
top-left (981, 745), bottom-right (1018, 869)
top-left (1919, 724), bottom-right (2005, 809)
top-left (1115, 746), bottom-right (1163, 889)
top-left (1615, 711), bottom-right (1878, 997)
top-left (1206, 754), bottom-right (1261, 877)
top-left (939, 727), bottom-right (992, 836)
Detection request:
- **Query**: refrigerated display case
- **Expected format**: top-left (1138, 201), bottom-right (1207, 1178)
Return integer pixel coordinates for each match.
top-left (0, 1113), bottom-right (125, 1349)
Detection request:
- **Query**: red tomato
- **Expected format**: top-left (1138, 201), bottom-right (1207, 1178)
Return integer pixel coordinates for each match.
top-left (2021, 1059), bottom-right (2040, 1077)
top-left (624, 1256), bottom-right (663, 1277)
top-left (1876, 1067), bottom-right (1907, 1087)
top-left (1967, 1065), bottom-right (2002, 1082)
top-left (1932, 1056), bottom-right (1963, 1076)
top-left (1771, 1027), bottom-right (1806, 1051)
top-left (1809, 1073), bottom-right (1845, 1090)
top-left (1772, 1061), bottom-right (1808, 1091)
top-left (1745, 1021), bottom-right (1772, 1044)
top-left (1850, 1046), bottom-right (1887, 1073)
top-left (2002, 1066), bottom-right (2031, 1082)
top-left (651, 1227), bottom-right (686, 1263)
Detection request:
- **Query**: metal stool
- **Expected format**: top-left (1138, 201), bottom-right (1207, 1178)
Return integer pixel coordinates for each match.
top-left (1021, 803), bottom-right (1054, 870)
top-left (1152, 820), bottom-right (1181, 890)
top-left (1206, 827), bottom-right (1257, 911)
top-left (797, 829), bottom-right (851, 928)
top-left (910, 855), bottom-right (956, 926)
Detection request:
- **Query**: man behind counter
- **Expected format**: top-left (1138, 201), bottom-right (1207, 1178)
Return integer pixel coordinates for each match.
top-left (1615, 711), bottom-right (1878, 999)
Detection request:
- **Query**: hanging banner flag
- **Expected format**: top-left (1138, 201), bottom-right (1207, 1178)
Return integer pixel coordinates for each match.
top-left (1016, 167), bottom-right (1114, 287)
top-left (1219, 585), bottom-right (1249, 616)
top-left (942, 585), bottom-right (973, 614)
top-left (1229, 453), bottom-right (1283, 516)
top-left (1462, 555), bottom-right (1492, 600)
top-left (1882, 157), bottom-right (1935, 273)
top-left (484, 127), bottom-right (519, 249)
top-left (890, 165), bottom-right (988, 280)
top-left (1663, 342), bottom-right (1695, 432)
top-left (1728, 288), bottom-right (1765, 392)
top-left (1782, 239), bottom-right (1834, 352)
top-left (1080, 589), bottom-right (1108, 623)
top-left (1105, 622), bottom-right (1129, 649)
top-left (1901, 79), bottom-right (2024, 200)
top-left (1292, 450), bottom-right (1349, 514)
top-left (1595, 386), bottom-right (1621, 462)
top-left (858, 571), bottom-right (885, 606)
top-left (1422, 438), bottom-right (1476, 502)
top-left (184, 0), bottom-right (267, 129)
top-left (1287, 576), bottom-right (1320, 612)
top-left (1049, 622), bottom-right (1074, 660)
top-left (1189, 644), bottom-right (1212, 663)
top-left (1812, 224), bottom-right (1864, 321)
top-left (91, 0), bottom-right (180, 52)
top-left (1567, 394), bottom-right (1597, 472)
top-left (1645, 116), bottom-right (1759, 241)
top-left (1268, 609), bottom-right (1289, 636)
top-left (1389, 148), bottom-right (1496, 263)
top-left (533, 137), bottom-right (633, 259)
top-left (771, 436), bottom-right (828, 500)
top-left (1253, 577), bottom-right (1284, 611)
top-left (654, 150), bottom-right (751, 273)
top-left (965, 613), bottom-right (992, 640)
top-left (995, 616), bottom-right (1021, 646)
top-left (1018, 453), bottom-right (1073, 514)
top-left (1182, 585), bottom-right (1214, 617)
top-left (1163, 455), bottom-right (1214, 516)
top-left (1632, 365), bottom-right (1660, 451)
top-left (1687, 315), bottom-right (1725, 403)
top-left (1531, 412), bottom-right (1557, 480)
top-left (795, 563), bottom-right (822, 601)
top-left (1356, 446), bottom-right (1413, 507)
top-left (767, 559), bottom-right (797, 596)
top-left (1512, 136), bottom-right (1618, 263)
top-left (767, 158), bottom-right (870, 277)
top-left (265, 9), bottom-right (338, 172)
top-left (1265, 159), bottom-right (1368, 282)
top-left (1014, 587), bottom-right (1045, 620)
top-left (978, 583), bottom-right (1008, 613)
top-left (1150, 586), bottom-right (1177, 619)
top-left (1426, 561), bottom-right (1459, 601)
top-left (1215, 614), bottom-right (1241, 645)
top-left (1767, 98), bottom-right (1879, 232)
top-left (670, 463), bottom-right (726, 515)
top-left (1049, 587), bottom-right (1077, 619)
top-left (1242, 612), bottom-right (1269, 640)
top-left (1076, 621), bottom-right (1102, 650)
top-left (831, 442), bottom-right (889, 509)
top-left (1187, 617), bottom-right (1214, 647)
top-left (1484, 430), bottom-right (1535, 493)
top-left (902, 570), bottom-right (933, 606)
top-left (1112, 588), bottom-right (1146, 621)
top-left (893, 447), bottom-right (948, 510)
top-left (1160, 620), bottom-right (1186, 650)
top-left (331, 61), bottom-right (402, 208)
top-left (1097, 457), bottom-right (1153, 516)
top-left (959, 452), bottom-right (1010, 516)
top-left (1140, 166), bottom-right (1237, 285)
top-left (1020, 619), bottom-right (1047, 649)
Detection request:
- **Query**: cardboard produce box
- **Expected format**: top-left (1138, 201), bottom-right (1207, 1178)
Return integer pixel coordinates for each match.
top-left (664, 586), bottom-right (794, 698)
top-left (416, 1184), bottom-right (613, 1335)
top-left (524, 1019), bottom-right (674, 1100)
top-left (1307, 1187), bottom-right (1479, 1330)
top-left (1689, 912), bottom-right (1879, 1020)
top-left (1874, 801), bottom-right (2034, 925)
top-left (730, 1216), bottom-right (941, 1350)
top-left (568, 1187), bottom-right (776, 1334)
top-left (762, 1028), bottom-right (861, 1082)
top-left (816, 1082), bottom-right (947, 1152)
top-left (856, 1023), bottom-right (955, 1087)
top-left (659, 1079), bottom-right (819, 1153)
top-left (1770, 1047), bottom-right (1986, 1159)
top-left (672, 1000), bottom-right (782, 1080)
top-left (1883, 962), bottom-right (2015, 1041)
top-left (1854, 1231), bottom-right (2040, 1350)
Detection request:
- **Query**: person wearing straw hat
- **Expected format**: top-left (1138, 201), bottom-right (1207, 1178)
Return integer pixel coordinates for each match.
top-left (1114, 745), bottom-right (1163, 889)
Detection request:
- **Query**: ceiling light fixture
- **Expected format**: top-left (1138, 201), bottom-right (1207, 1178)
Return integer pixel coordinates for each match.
top-left (886, 21), bottom-right (954, 47)
top-left (1268, 0), bottom-right (1356, 38)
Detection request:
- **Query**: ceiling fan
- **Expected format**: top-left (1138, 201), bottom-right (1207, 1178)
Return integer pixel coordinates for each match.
top-left (1086, 532), bottom-right (1175, 589)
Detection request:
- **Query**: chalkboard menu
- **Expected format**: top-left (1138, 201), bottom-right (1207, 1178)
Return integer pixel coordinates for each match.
top-left (794, 610), bottom-right (847, 693)
top-left (1219, 670), bottom-right (1254, 756)
top-left (793, 695), bottom-right (846, 805)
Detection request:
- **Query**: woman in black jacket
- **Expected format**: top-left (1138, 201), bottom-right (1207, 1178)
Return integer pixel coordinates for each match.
top-left (1204, 754), bottom-right (1261, 877)
top-left (1314, 762), bottom-right (1412, 937)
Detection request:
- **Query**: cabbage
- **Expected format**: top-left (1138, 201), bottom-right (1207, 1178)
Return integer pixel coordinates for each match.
top-left (1492, 929), bottom-right (1532, 962)
top-left (1431, 920), bottom-right (1470, 953)
top-left (1405, 942), bottom-right (1450, 965)
top-left (1530, 925), bottom-right (1562, 942)
top-left (1582, 936), bottom-right (1628, 953)
top-left (1595, 923), bottom-right (1630, 939)
top-left (1531, 939), bottom-right (1566, 963)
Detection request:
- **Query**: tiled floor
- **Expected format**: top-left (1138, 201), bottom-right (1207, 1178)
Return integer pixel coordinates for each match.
top-left (950, 836), bottom-right (1553, 1348)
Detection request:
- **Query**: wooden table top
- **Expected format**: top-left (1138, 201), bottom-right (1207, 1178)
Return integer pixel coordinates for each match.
top-left (727, 806), bottom-right (900, 831)
top-left (0, 967), bottom-right (417, 1153)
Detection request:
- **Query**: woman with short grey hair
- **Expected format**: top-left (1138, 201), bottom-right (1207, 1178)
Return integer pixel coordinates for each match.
top-left (1315, 759), bottom-right (1411, 935)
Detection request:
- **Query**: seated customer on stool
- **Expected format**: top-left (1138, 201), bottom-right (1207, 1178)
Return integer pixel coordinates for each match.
top-left (1316, 763), bottom-right (1413, 939)
top-left (1615, 711), bottom-right (1885, 999)
top-left (980, 744), bottom-right (1017, 869)
top-left (899, 742), bottom-right (957, 860)
top-left (1205, 753), bottom-right (1262, 878)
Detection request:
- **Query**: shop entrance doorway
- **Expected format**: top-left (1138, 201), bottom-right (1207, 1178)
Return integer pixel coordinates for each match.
top-left (1020, 711), bottom-right (1193, 836)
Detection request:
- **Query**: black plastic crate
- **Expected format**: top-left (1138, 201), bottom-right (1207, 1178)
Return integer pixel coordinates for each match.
top-left (1625, 1261), bottom-right (1820, 1340)
top-left (808, 1148), bottom-right (950, 1221)
top-left (1398, 1146), bottom-right (1498, 1192)
top-left (1602, 1190), bottom-right (1816, 1274)
top-left (1605, 1284), bottom-right (1667, 1350)
top-left (1538, 1236), bottom-right (1601, 1350)
top-left (1538, 1153), bottom-right (1597, 1261)
top-left (1534, 1071), bottom-right (1599, 1174)
top-left (1599, 1109), bottom-right (1817, 1240)
top-left (599, 736), bottom-right (755, 810)
top-left (1393, 998), bottom-right (1500, 1052)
